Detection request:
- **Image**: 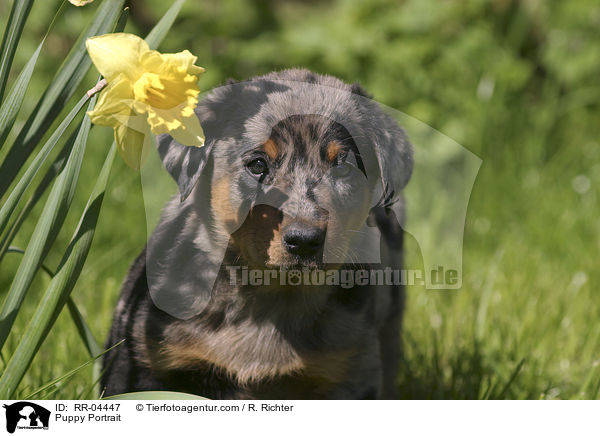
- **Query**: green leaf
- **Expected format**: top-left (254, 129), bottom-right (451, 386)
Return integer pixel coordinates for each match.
top-left (1, 246), bottom-right (104, 395)
top-left (66, 298), bottom-right (102, 359)
top-left (4, 246), bottom-right (55, 278)
top-left (0, 92), bottom-right (97, 354)
top-left (0, 94), bottom-right (88, 239)
top-left (145, 0), bottom-right (185, 49)
top-left (0, 141), bottom-right (117, 398)
top-left (0, 39), bottom-right (43, 149)
top-left (103, 391), bottom-right (209, 400)
top-left (0, 137), bottom-right (75, 264)
top-left (0, 0), bottom-right (34, 103)
top-left (67, 296), bottom-right (104, 395)
top-left (0, 0), bottom-right (125, 198)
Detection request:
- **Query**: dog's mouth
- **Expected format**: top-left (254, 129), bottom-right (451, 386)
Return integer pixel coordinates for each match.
top-left (268, 253), bottom-right (324, 270)
top-left (240, 239), bottom-right (326, 270)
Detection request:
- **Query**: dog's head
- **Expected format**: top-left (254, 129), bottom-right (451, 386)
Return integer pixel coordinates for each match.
top-left (213, 111), bottom-right (379, 269)
top-left (148, 69), bottom-right (412, 317)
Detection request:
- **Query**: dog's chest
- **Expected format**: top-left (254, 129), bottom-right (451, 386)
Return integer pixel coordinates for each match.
top-left (144, 300), bottom-right (369, 395)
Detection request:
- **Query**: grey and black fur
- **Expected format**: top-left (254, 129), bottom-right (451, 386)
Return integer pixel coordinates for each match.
top-left (101, 69), bottom-right (413, 399)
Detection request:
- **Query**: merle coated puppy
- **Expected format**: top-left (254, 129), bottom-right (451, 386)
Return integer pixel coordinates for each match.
top-left (101, 69), bottom-right (413, 399)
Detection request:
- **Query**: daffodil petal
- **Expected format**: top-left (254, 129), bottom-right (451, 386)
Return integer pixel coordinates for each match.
top-left (160, 50), bottom-right (205, 75)
top-left (113, 110), bottom-right (153, 132)
top-left (139, 50), bottom-right (164, 72)
top-left (169, 114), bottom-right (205, 147)
top-left (114, 123), bottom-right (152, 170)
top-left (87, 75), bottom-right (134, 127)
top-left (86, 33), bottom-right (148, 82)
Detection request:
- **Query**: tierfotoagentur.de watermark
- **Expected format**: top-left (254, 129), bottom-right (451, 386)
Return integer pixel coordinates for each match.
top-left (226, 266), bottom-right (459, 288)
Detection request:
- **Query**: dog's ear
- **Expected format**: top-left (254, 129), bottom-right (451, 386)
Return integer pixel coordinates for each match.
top-left (345, 84), bottom-right (411, 209)
top-left (369, 107), bottom-right (413, 209)
top-left (156, 132), bottom-right (214, 201)
top-left (350, 82), bottom-right (373, 99)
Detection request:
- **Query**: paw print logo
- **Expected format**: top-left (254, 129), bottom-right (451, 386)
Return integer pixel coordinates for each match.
top-left (286, 270), bottom-right (302, 286)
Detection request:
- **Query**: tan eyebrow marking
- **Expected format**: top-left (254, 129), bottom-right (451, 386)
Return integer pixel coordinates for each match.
top-left (326, 140), bottom-right (343, 162)
top-left (263, 139), bottom-right (278, 160)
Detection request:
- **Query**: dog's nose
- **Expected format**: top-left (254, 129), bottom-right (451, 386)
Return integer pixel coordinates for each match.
top-left (282, 223), bottom-right (326, 256)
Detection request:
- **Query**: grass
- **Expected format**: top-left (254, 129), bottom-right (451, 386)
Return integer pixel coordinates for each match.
top-left (0, 0), bottom-right (598, 399)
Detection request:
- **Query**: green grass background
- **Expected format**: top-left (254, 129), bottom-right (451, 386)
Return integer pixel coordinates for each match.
top-left (0, 0), bottom-right (599, 399)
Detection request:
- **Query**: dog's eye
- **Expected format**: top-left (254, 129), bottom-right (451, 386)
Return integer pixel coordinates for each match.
top-left (247, 158), bottom-right (269, 176)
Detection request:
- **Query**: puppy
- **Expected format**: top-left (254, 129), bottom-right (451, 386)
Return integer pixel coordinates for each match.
top-left (101, 69), bottom-right (413, 399)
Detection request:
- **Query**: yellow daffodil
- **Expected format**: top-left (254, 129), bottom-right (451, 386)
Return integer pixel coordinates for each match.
top-left (86, 33), bottom-right (205, 169)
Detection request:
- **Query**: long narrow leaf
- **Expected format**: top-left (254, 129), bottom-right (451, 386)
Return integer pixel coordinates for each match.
top-left (144, 0), bottom-right (185, 49)
top-left (4, 246), bottom-right (55, 278)
top-left (0, 142), bottom-right (117, 398)
top-left (3, 246), bottom-right (104, 388)
top-left (66, 297), bottom-right (103, 395)
top-left (66, 298), bottom-right (102, 359)
top-left (0, 93), bottom-right (97, 352)
top-left (0, 39), bottom-right (43, 148)
top-left (0, 94), bottom-right (88, 238)
top-left (0, 0), bottom-right (34, 103)
top-left (0, 0), bottom-right (125, 198)
top-left (0, 138), bottom-right (74, 264)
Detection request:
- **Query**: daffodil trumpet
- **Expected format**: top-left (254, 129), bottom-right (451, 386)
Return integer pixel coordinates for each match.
top-left (85, 33), bottom-right (205, 169)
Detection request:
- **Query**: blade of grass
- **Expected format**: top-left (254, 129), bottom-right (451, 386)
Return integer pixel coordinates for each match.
top-left (66, 298), bottom-right (102, 359)
top-left (578, 364), bottom-right (600, 399)
top-left (491, 358), bottom-right (526, 399)
top-left (144, 0), bottom-right (185, 49)
top-left (66, 297), bottom-right (103, 387)
top-left (0, 0), bottom-right (34, 103)
top-left (0, 92), bottom-right (97, 353)
top-left (0, 142), bottom-right (117, 398)
top-left (0, 39), bottom-right (43, 148)
top-left (0, 0), bottom-right (125, 198)
top-left (21, 340), bottom-right (123, 400)
top-left (79, 364), bottom-right (109, 400)
top-left (592, 376), bottom-right (600, 400)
